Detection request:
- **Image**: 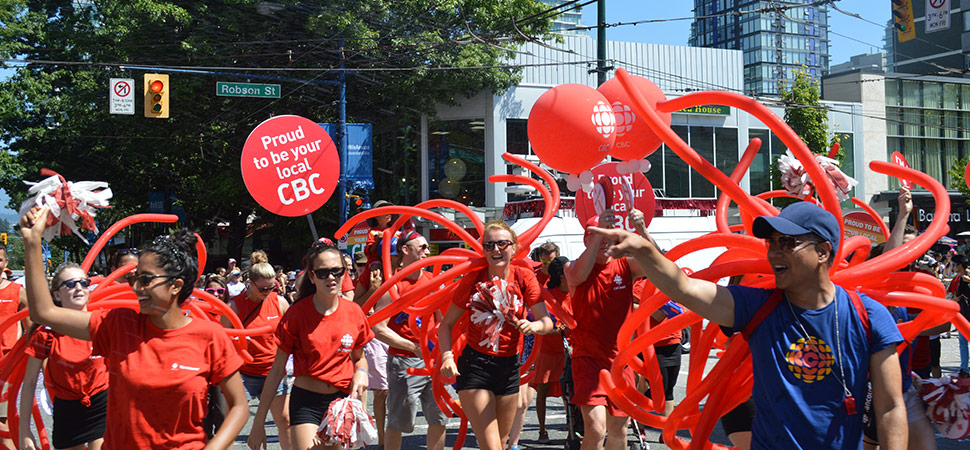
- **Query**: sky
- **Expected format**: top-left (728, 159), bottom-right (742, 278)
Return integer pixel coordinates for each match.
top-left (578, 0), bottom-right (891, 65)
top-left (0, 1), bottom-right (893, 221)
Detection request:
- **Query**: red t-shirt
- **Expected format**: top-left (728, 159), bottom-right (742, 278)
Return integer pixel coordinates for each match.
top-left (232, 291), bottom-right (284, 377)
top-left (89, 308), bottom-right (243, 450)
top-left (387, 271), bottom-right (434, 357)
top-left (536, 270), bottom-right (550, 290)
top-left (342, 272), bottom-right (355, 294)
top-left (0, 282), bottom-right (21, 355)
top-left (570, 258), bottom-right (635, 361)
top-left (25, 326), bottom-right (108, 404)
top-left (276, 298), bottom-right (373, 392)
top-left (632, 279), bottom-right (682, 347)
top-left (451, 266), bottom-right (541, 357)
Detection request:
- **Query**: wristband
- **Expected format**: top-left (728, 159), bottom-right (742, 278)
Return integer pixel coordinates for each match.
top-left (355, 367), bottom-right (368, 375)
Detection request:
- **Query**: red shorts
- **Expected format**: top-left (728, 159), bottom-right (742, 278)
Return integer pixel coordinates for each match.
top-left (570, 356), bottom-right (634, 417)
top-left (529, 351), bottom-right (565, 397)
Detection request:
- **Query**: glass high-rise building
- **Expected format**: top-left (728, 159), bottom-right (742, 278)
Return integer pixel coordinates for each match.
top-left (689, 0), bottom-right (830, 96)
top-left (543, 0), bottom-right (585, 36)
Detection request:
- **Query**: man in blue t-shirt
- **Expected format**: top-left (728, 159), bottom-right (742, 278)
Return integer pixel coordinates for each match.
top-left (589, 201), bottom-right (906, 450)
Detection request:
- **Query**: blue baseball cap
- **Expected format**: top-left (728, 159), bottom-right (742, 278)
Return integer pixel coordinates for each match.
top-left (752, 202), bottom-right (841, 255)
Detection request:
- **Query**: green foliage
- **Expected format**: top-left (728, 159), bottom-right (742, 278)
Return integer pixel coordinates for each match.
top-left (947, 156), bottom-right (970, 207)
top-left (0, 0), bottom-right (553, 260)
top-left (772, 68), bottom-right (848, 206)
top-left (778, 68), bottom-right (832, 156)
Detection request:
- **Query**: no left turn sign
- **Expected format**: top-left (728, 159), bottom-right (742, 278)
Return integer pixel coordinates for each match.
top-left (109, 78), bottom-right (135, 115)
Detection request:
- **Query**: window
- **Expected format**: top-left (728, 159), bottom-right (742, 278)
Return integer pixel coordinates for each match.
top-left (428, 119), bottom-right (485, 206)
top-left (691, 127), bottom-right (716, 198)
top-left (749, 129), bottom-right (772, 194)
top-left (664, 126), bottom-right (691, 197)
top-left (885, 79), bottom-right (899, 106)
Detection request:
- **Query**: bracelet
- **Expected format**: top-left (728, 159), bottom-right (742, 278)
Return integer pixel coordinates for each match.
top-left (355, 367), bottom-right (368, 375)
top-left (441, 353), bottom-right (454, 360)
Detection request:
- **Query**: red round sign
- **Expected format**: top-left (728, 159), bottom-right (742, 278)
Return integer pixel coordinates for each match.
top-left (575, 162), bottom-right (656, 232)
top-left (240, 115), bottom-right (339, 217)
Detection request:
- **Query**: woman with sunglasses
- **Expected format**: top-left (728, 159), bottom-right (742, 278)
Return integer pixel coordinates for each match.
top-left (248, 240), bottom-right (372, 450)
top-left (109, 248), bottom-right (138, 281)
top-left (19, 263), bottom-right (107, 450)
top-left (20, 206), bottom-right (249, 450)
top-left (438, 221), bottom-right (554, 450)
top-left (226, 251), bottom-right (291, 450)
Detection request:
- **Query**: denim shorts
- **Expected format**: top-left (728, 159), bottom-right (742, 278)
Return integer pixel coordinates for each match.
top-left (242, 372), bottom-right (290, 401)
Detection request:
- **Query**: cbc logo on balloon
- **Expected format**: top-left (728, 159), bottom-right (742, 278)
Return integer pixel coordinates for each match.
top-left (591, 101), bottom-right (616, 138)
top-left (611, 101), bottom-right (635, 137)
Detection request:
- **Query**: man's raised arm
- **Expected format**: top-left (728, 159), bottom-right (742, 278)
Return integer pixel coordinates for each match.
top-left (587, 226), bottom-right (736, 327)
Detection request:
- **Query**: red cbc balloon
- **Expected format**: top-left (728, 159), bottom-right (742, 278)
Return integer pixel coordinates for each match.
top-left (241, 115), bottom-right (340, 217)
top-left (891, 151), bottom-right (913, 189)
top-left (575, 162), bottom-right (656, 232)
top-left (597, 74), bottom-right (670, 161)
top-left (527, 84), bottom-right (616, 174)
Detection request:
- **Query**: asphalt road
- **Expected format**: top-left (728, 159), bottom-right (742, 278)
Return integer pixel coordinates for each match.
top-left (220, 333), bottom-right (970, 449)
top-left (23, 334), bottom-right (970, 449)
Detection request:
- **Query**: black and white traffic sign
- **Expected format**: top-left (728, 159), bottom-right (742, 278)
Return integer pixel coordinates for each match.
top-left (109, 78), bottom-right (135, 115)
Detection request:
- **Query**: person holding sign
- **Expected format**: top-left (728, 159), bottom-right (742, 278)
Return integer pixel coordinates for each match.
top-left (20, 206), bottom-right (249, 450)
top-left (248, 240), bottom-right (373, 450)
top-left (224, 251), bottom-right (292, 450)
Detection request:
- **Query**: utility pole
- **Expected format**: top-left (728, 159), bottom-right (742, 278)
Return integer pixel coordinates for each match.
top-left (337, 39), bottom-right (349, 225)
top-left (597, 0), bottom-right (607, 86)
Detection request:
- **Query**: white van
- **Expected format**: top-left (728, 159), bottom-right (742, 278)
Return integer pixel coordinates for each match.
top-left (511, 214), bottom-right (725, 274)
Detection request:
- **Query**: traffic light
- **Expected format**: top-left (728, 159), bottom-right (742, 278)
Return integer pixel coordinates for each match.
top-left (346, 193), bottom-right (364, 207)
top-left (144, 73), bottom-right (170, 118)
top-left (892, 0), bottom-right (915, 43)
top-left (0, 233), bottom-right (6, 246)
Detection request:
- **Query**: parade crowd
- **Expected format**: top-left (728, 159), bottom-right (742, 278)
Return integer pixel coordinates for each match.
top-left (0, 188), bottom-right (968, 450)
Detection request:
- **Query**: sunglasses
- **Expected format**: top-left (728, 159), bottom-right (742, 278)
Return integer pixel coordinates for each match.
top-left (764, 235), bottom-right (821, 253)
top-left (255, 284), bottom-right (275, 293)
top-left (204, 287), bottom-right (226, 296)
top-left (313, 266), bottom-right (346, 279)
top-left (60, 279), bottom-right (91, 289)
top-left (408, 243), bottom-right (430, 251)
top-left (127, 274), bottom-right (175, 287)
top-left (483, 240), bottom-right (514, 251)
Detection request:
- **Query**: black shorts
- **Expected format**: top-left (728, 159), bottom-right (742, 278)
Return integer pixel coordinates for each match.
top-left (655, 344), bottom-right (681, 400)
top-left (929, 338), bottom-right (941, 367)
top-left (289, 386), bottom-right (346, 426)
top-left (455, 347), bottom-right (520, 396)
top-left (52, 388), bottom-right (108, 449)
top-left (720, 397), bottom-right (756, 435)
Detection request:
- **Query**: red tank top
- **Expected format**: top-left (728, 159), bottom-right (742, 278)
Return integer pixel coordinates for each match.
top-left (233, 291), bottom-right (284, 377)
top-left (0, 282), bottom-right (21, 356)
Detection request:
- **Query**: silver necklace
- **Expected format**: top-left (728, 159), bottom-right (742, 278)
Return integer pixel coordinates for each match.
top-left (785, 294), bottom-right (857, 414)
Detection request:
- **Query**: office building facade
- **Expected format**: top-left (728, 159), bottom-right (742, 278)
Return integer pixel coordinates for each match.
top-left (689, 0), bottom-right (830, 96)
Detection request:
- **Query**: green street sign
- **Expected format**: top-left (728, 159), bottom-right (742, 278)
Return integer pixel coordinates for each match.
top-left (677, 104), bottom-right (731, 115)
top-left (216, 82), bottom-right (281, 98)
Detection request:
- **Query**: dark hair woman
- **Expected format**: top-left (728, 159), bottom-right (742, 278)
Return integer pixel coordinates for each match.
top-left (21, 206), bottom-right (248, 449)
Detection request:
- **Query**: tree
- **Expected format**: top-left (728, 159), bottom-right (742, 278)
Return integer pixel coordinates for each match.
top-left (0, 0), bottom-right (553, 265)
top-left (947, 156), bottom-right (970, 206)
top-left (772, 68), bottom-right (847, 205)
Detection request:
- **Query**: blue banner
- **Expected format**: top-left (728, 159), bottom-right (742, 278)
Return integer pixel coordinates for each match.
top-left (320, 123), bottom-right (374, 190)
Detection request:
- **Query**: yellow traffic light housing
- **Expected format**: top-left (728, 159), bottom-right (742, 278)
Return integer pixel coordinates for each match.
top-left (144, 73), bottom-right (170, 118)
top-left (892, 0), bottom-right (915, 43)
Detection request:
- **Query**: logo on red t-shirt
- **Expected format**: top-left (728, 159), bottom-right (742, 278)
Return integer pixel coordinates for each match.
top-left (339, 333), bottom-right (354, 352)
top-left (169, 362), bottom-right (201, 372)
top-left (785, 336), bottom-right (834, 383)
top-left (612, 274), bottom-right (625, 290)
